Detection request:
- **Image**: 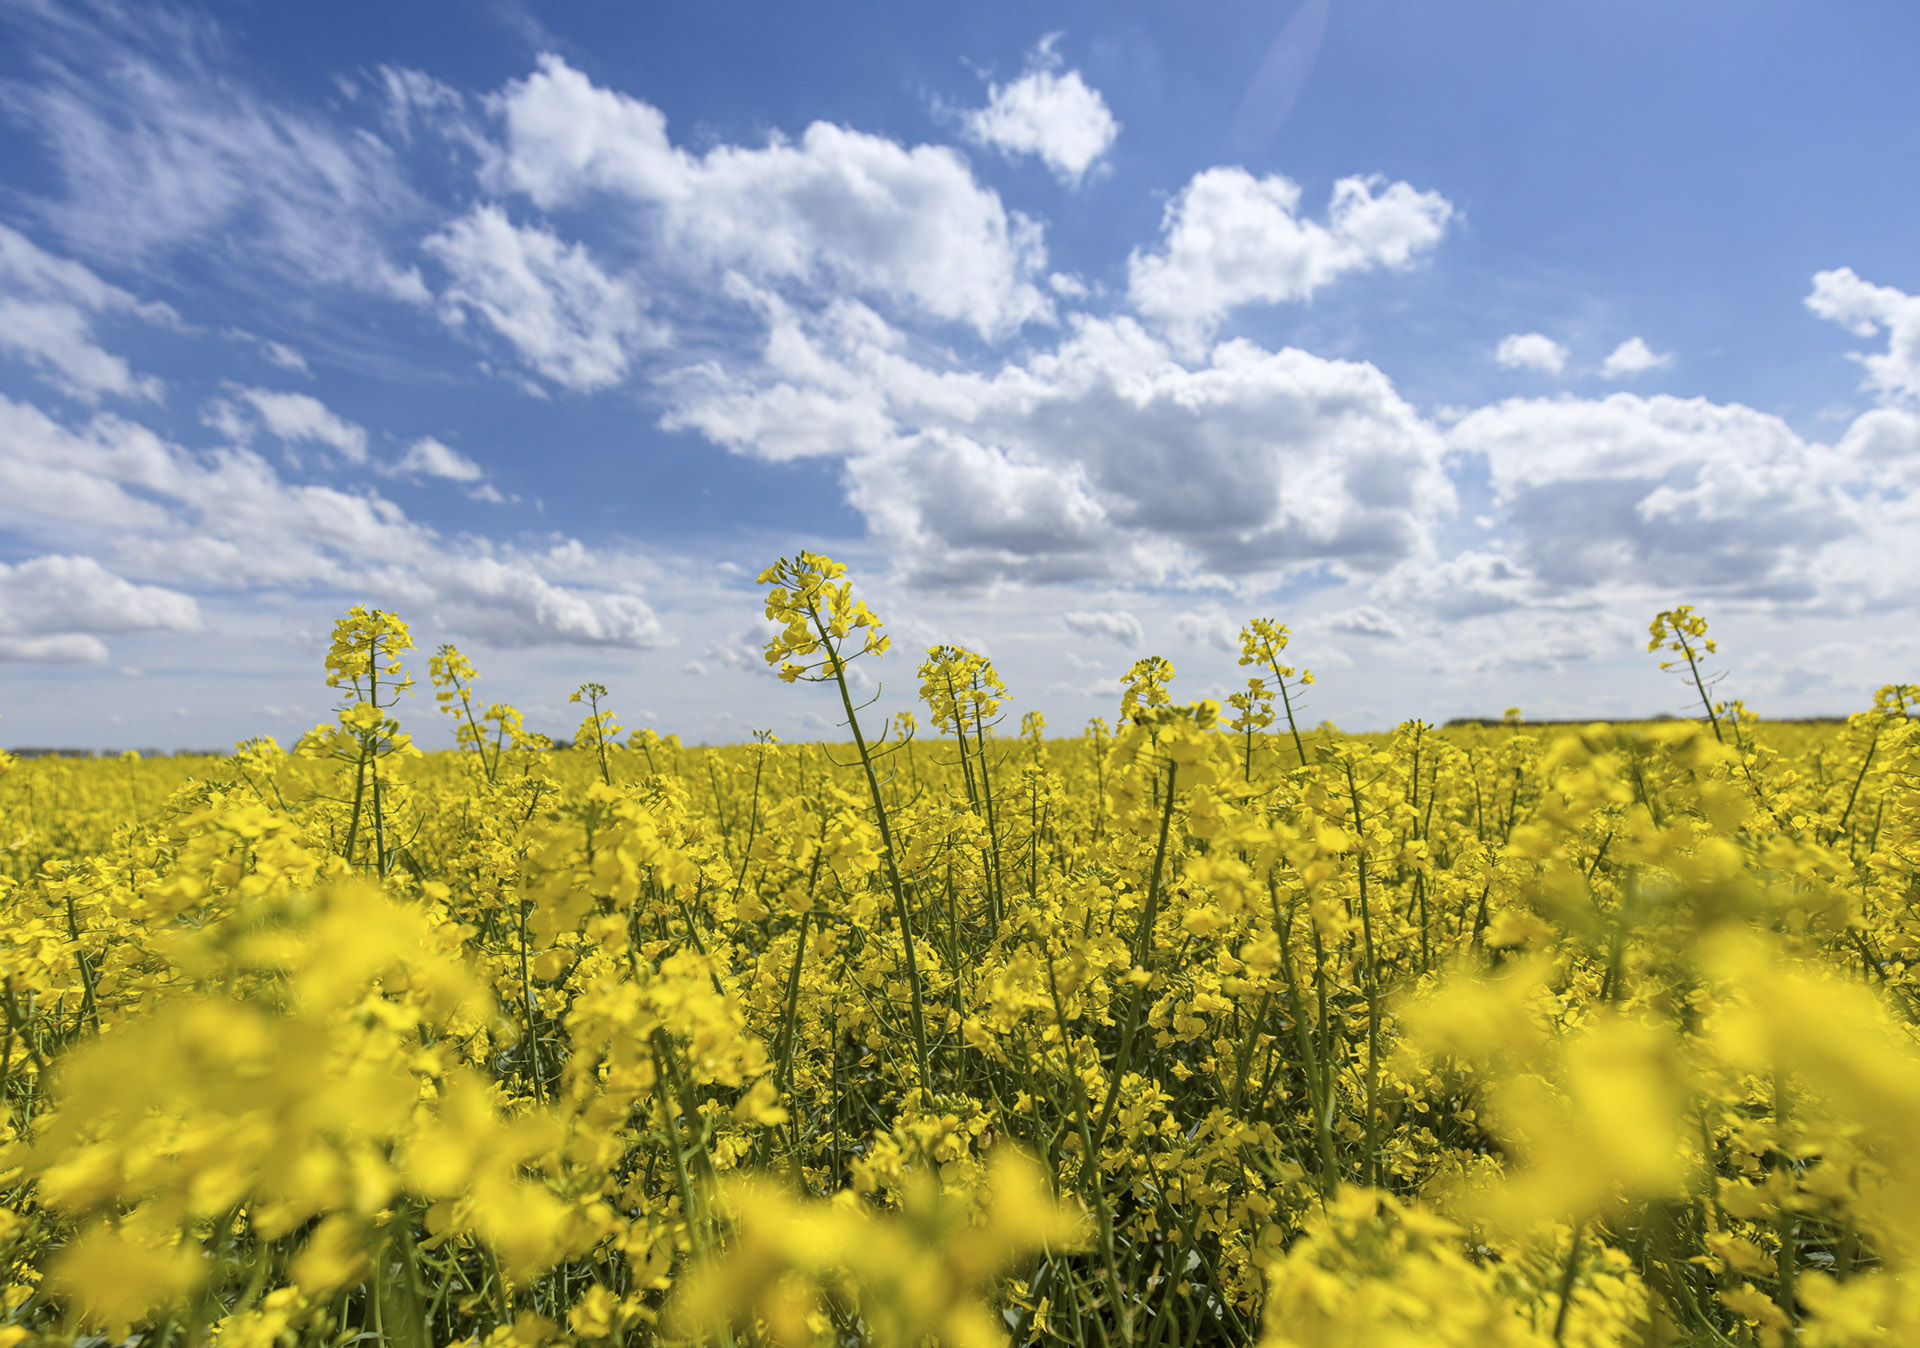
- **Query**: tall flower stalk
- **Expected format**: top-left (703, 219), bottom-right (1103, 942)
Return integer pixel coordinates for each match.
top-left (759, 552), bottom-right (932, 1097)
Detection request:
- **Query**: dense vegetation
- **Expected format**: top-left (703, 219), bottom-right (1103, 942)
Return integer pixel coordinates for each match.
top-left (1, 555), bottom-right (1916, 1347)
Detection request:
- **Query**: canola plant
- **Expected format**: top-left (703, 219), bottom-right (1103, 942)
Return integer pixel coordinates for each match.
top-left (0, 553), bottom-right (1916, 1348)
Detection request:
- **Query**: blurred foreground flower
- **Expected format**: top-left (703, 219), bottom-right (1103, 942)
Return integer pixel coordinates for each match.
top-left (670, 1149), bottom-right (1086, 1348)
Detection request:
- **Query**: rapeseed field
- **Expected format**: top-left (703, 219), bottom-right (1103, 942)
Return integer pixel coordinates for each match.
top-left (1, 553), bottom-right (1916, 1347)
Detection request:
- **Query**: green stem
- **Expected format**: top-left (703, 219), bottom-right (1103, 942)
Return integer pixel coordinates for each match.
top-left (1343, 757), bottom-right (1381, 1190)
top-left (1089, 760), bottom-right (1179, 1156)
top-left (807, 596), bottom-right (933, 1101)
top-left (1552, 1219), bottom-right (1584, 1345)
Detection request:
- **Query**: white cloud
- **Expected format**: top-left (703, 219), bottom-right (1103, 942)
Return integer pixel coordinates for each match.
top-left (1494, 332), bottom-right (1568, 374)
top-left (425, 205), bottom-right (661, 392)
top-left (423, 556), bottom-right (666, 648)
top-left (1834, 406), bottom-right (1920, 492)
top-left (223, 329), bottom-right (313, 376)
top-left (846, 429), bottom-right (1121, 587)
top-left (1313, 381), bottom-right (1920, 691)
top-left (1447, 393), bottom-right (1859, 598)
top-left (0, 553), bottom-right (201, 664)
top-left (1328, 605), bottom-right (1403, 639)
top-left (1370, 548), bottom-right (1535, 622)
top-left (483, 55), bottom-right (1053, 339)
top-left (0, 299), bottom-right (161, 404)
top-left (0, 221), bottom-right (170, 317)
top-left (395, 435), bottom-right (484, 483)
top-left (1173, 608), bottom-right (1239, 653)
top-left (959, 35), bottom-right (1119, 185)
top-left (691, 625), bottom-right (777, 677)
top-left (375, 65), bottom-right (466, 146)
top-left (0, 392), bottom-right (669, 651)
top-left (3, 5), bottom-right (429, 301)
top-left (217, 388), bottom-right (370, 464)
top-left (0, 224), bottom-right (167, 401)
top-left (1806, 268), bottom-right (1920, 406)
top-left (0, 633), bottom-right (111, 664)
top-left (1598, 336), bottom-right (1674, 379)
top-left (260, 341), bottom-right (309, 374)
top-left (665, 298), bottom-right (1453, 589)
top-left (482, 53), bottom-right (683, 207)
top-left (1061, 609), bottom-right (1145, 646)
top-left (669, 123), bottom-right (1054, 338)
top-left (660, 288), bottom-right (904, 461)
top-left (1127, 168), bottom-right (1452, 351)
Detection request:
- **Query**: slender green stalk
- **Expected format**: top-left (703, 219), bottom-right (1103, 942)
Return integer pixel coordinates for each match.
top-left (1272, 880), bottom-right (1338, 1195)
top-left (803, 592), bottom-right (933, 1099)
top-left (1551, 1220), bottom-right (1584, 1345)
top-left (1257, 635), bottom-right (1309, 767)
top-left (1673, 633), bottom-right (1724, 743)
top-left (1089, 759), bottom-right (1178, 1155)
top-left (1344, 756), bottom-right (1382, 1190)
top-left (1043, 954), bottom-right (1135, 1345)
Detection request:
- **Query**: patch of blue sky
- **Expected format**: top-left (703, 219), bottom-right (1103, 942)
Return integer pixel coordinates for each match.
top-left (0, 0), bottom-right (1916, 747)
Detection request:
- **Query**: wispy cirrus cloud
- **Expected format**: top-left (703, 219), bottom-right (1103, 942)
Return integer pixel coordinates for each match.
top-left (0, 0), bottom-right (429, 300)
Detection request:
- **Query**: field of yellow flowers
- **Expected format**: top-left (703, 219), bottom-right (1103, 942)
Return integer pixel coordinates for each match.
top-left (1, 553), bottom-right (1917, 1348)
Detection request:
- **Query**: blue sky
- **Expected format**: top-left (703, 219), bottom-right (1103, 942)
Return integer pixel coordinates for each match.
top-left (1, 0), bottom-right (1917, 748)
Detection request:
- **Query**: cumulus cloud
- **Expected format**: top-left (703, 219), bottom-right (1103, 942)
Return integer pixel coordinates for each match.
top-left (1494, 332), bottom-right (1568, 375)
top-left (1806, 267), bottom-right (1920, 406)
top-left (1447, 393), bottom-right (1858, 599)
top-left (0, 224), bottom-right (167, 401)
top-left (482, 55), bottom-right (1052, 339)
top-left (0, 553), bottom-right (200, 664)
top-left (425, 205), bottom-right (661, 392)
top-left (1834, 406), bottom-right (1920, 491)
top-left (1598, 336), bottom-right (1674, 379)
top-left (959, 34), bottom-right (1119, 185)
top-left (666, 297), bottom-right (1452, 589)
top-left (1061, 609), bottom-right (1144, 646)
top-left (1127, 168), bottom-right (1452, 351)
top-left (1, 2), bottom-right (428, 300)
top-left (847, 429), bottom-right (1119, 586)
top-left (1318, 381), bottom-right (1920, 678)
